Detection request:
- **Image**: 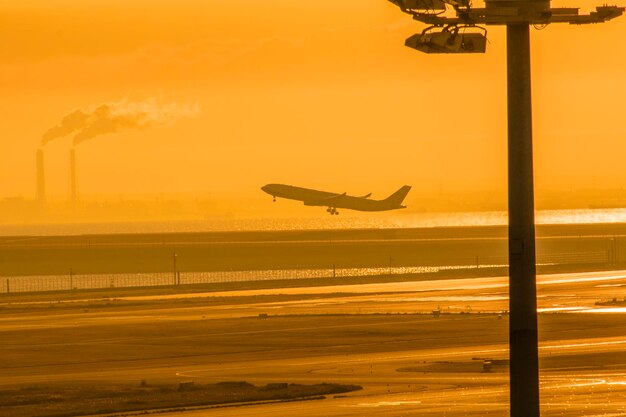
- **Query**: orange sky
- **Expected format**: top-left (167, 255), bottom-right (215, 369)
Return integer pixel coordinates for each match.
top-left (1, 1), bottom-right (625, 215)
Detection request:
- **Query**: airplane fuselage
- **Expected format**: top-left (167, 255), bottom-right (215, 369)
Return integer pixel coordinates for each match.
top-left (261, 184), bottom-right (411, 214)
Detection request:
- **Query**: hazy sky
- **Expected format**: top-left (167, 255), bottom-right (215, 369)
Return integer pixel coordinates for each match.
top-left (2, 0), bottom-right (625, 210)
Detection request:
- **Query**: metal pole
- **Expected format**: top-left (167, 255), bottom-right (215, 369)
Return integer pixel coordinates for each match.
top-left (173, 252), bottom-right (178, 285)
top-left (507, 23), bottom-right (540, 417)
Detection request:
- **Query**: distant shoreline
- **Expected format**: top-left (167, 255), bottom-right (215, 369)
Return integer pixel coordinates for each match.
top-left (3, 207), bottom-right (626, 237)
top-left (3, 221), bottom-right (626, 243)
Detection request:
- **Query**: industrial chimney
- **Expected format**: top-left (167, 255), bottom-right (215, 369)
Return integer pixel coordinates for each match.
top-left (70, 148), bottom-right (77, 205)
top-left (36, 149), bottom-right (46, 204)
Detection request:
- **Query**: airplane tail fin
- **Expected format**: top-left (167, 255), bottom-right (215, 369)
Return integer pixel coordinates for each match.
top-left (384, 185), bottom-right (411, 207)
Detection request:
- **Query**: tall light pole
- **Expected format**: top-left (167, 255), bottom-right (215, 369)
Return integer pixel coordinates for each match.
top-left (506, 21), bottom-right (540, 415)
top-left (387, 1), bottom-right (623, 416)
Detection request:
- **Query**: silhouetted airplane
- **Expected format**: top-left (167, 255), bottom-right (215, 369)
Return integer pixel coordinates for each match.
top-left (261, 184), bottom-right (411, 215)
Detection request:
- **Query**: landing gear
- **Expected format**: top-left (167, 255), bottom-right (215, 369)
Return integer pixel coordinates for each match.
top-left (327, 207), bottom-right (339, 215)
top-left (272, 196), bottom-right (276, 202)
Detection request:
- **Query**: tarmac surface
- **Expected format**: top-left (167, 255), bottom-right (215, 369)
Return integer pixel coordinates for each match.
top-left (2, 270), bottom-right (626, 416)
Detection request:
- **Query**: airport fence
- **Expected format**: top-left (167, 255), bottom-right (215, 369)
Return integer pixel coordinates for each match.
top-left (0, 250), bottom-right (609, 294)
top-left (0, 266), bottom-right (475, 294)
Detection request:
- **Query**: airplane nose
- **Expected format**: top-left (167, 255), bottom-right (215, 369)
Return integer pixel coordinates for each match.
top-left (261, 185), bottom-right (270, 193)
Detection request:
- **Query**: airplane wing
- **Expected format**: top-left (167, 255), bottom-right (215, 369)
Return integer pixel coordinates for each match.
top-left (323, 192), bottom-right (371, 203)
top-left (321, 192), bottom-right (347, 204)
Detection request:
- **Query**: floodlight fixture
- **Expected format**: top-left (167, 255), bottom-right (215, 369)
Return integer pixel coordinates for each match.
top-left (405, 25), bottom-right (487, 53)
top-left (391, 0), bottom-right (623, 52)
top-left (390, 0), bottom-right (623, 27)
top-left (388, 0), bottom-right (474, 13)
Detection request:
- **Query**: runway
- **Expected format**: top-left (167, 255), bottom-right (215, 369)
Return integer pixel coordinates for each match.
top-left (3, 269), bottom-right (626, 416)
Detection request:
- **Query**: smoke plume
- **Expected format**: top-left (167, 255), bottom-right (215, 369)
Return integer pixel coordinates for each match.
top-left (41, 99), bottom-right (200, 146)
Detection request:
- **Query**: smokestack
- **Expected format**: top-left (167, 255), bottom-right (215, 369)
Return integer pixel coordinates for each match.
top-left (36, 149), bottom-right (46, 204)
top-left (70, 148), bottom-right (77, 205)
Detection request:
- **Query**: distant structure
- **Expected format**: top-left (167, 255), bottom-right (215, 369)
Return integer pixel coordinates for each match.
top-left (38, 99), bottom-right (198, 207)
top-left (36, 149), bottom-right (46, 205)
top-left (387, 0), bottom-right (623, 416)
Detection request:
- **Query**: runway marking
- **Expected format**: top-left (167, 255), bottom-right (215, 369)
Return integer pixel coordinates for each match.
top-left (175, 372), bottom-right (197, 378)
top-left (582, 307), bottom-right (626, 313)
top-left (346, 400), bottom-right (423, 407)
top-left (542, 338), bottom-right (626, 350)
